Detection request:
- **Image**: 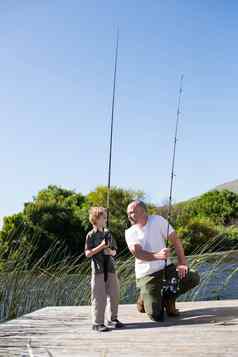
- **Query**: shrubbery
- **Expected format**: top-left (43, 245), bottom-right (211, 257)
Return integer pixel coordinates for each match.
top-left (0, 186), bottom-right (238, 270)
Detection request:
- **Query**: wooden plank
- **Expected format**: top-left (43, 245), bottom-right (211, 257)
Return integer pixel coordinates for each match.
top-left (0, 300), bottom-right (237, 356)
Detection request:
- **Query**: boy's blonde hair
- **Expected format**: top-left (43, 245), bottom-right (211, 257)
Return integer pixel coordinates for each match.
top-left (89, 206), bottom-right (107, 225)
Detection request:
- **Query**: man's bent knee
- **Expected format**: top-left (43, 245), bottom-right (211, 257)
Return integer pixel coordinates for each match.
top-left (190, 270), bottom-right (200, 288)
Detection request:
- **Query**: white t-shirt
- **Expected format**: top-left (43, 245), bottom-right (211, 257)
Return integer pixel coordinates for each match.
top-left (125, 215), bottom-right (174, 279)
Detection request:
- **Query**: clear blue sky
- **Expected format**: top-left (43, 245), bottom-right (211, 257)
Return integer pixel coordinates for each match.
top-left (1, 1), bottom-right (238, 223)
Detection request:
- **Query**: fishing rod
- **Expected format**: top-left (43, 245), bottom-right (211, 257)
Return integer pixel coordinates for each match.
top-left (106, 31), bottom-right (119, 229)
top-left (166, 74), bottom-right (184, 240)
top-left (103, 32), bottom-right (119, 283)
top-left (163, 74), bottom-right (184, 297)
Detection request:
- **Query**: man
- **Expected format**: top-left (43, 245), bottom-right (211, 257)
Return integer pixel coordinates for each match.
top-left (125, 200), bottom-right (200, 322)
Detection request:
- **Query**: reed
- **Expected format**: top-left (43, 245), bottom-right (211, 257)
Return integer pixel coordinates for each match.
top-left (0, 227), bottom-right (237, 322)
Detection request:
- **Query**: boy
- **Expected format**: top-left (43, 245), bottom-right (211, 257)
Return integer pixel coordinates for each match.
top-left (85, 207), bottom-right (124, 332)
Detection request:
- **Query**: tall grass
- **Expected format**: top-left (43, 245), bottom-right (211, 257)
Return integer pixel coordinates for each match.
top-left (0, 228), bottom-right (238, 322)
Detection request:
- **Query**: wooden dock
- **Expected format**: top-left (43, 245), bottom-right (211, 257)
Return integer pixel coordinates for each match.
top-left (0, 300), bottom-right (238, 356)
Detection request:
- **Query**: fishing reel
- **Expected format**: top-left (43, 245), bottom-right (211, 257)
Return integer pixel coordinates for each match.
top-left (162, 276), bottom-right (179, 298)
top-left (104, 229), bottom-right (112, 245)
top-left (103, 230), bottom-right (112, 255)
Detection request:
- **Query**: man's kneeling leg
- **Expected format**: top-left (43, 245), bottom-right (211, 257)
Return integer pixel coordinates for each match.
top-left (137, 276), bottom-right (164, 322)
top-left (138, 294), bottom-right (180, 317)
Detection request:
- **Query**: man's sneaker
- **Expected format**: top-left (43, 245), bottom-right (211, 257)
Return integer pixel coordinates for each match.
top-left (136, 295), bottom-right (145, 313)
top-left (107, 319), bottom-right (124, 328)
top-left (92, 324), bottom-right (110, 332)
top-left (163, 296), bottom-right (180, 317)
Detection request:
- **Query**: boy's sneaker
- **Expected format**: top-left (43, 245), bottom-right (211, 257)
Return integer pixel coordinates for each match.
top-left (107, 319), bottom-right (124, 328)
top-left (92, 324), bottom-right (109, 332)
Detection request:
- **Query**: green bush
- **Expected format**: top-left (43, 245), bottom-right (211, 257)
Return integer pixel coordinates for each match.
top-left (177, 217), bottom-right (220, 255)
